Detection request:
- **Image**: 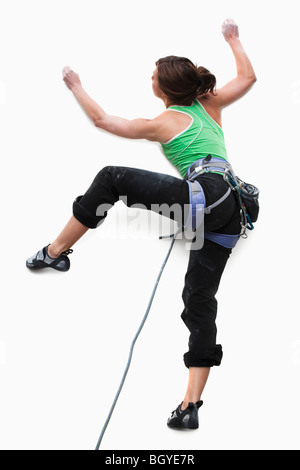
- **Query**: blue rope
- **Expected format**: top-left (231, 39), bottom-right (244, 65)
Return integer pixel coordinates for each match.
top-left (95, 230), bottom-right (181, 450)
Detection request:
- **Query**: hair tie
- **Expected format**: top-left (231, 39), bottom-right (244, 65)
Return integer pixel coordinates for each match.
top-left (196, 79), bottom-right (202, 87)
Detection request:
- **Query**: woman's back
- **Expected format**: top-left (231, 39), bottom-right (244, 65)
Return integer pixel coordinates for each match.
top-left (160, 99), bottom-right (228, 178)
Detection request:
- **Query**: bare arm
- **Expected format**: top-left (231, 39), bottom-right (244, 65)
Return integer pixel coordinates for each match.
top-left (213, 19), bottom-right (257, 108)
top-left (62, 66), bottom-right (164, 141)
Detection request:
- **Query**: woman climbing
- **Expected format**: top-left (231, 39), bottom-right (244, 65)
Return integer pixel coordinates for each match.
top-left (26, 19), bottom-right (256, 430)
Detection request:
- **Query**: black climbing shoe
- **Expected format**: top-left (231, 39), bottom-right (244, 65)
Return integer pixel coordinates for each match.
top-left (167, 401), bottom-right (203, 430)
top-left (26, 245), bottom-right (73, 272)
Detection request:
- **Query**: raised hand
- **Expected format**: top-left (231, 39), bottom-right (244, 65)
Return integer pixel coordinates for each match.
top-left (222, 18), bottom-right (239, 43)
top-left (62, 66), bottom-right (82, 90)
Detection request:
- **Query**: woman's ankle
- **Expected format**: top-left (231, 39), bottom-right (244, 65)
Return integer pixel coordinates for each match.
top-left (181, 400), bottom-right (196, 411)
top-left (181, 401), bottom-right (189, 411)
top-left (47, 244), bottom-right (61, 259)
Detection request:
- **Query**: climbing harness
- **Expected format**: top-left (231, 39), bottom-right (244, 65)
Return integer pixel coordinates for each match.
top-left (184, 155), bottom-right (259, 242)
top-left (95, 155), bottom-right (259, 449)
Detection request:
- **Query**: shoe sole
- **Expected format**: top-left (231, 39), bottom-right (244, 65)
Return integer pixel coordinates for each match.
top-left (26, 260), bottom-right (70, 272)
top-left (167, 417), bottom-right (199, 430)
top-left (167, 422), bottom-right (199, 430)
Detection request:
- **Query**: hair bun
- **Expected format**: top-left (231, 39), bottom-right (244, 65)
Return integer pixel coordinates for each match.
top-left (196, 66), bottom-right (216, 95)
top-left (155, 56), bottom-right (216, 105)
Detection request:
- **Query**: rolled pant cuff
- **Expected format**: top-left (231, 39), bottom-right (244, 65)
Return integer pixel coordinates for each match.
top-left (73, 196), bottom-right (99, 229)
top-left (183, 345), bottom-right (223, 368)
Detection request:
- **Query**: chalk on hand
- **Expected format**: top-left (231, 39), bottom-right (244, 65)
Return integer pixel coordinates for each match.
top-left (62, 66), bottom-right (71, 77)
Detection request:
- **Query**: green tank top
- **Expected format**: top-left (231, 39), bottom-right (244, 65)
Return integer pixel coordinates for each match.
top-left (160, 99), bottom-right (228, 178)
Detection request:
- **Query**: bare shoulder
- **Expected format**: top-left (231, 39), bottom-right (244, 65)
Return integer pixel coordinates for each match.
top-left (198, 93), bottom-right (223, 128)
top-left (152, 109), bottom-right (192, 143)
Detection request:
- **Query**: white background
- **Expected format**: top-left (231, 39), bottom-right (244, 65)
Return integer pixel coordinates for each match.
top-left (0, 0), bottom-right (299, 450)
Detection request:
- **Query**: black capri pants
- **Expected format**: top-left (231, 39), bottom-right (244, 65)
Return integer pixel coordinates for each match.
top-left (73, 166), bottom-right (241, 368)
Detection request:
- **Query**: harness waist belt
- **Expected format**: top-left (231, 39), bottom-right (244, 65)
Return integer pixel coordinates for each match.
top-left (184, 156), bottom-right (231, 181)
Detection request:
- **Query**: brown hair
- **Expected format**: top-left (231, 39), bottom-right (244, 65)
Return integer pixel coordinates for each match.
top-left (155, 56), bottom-right (216, 106)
